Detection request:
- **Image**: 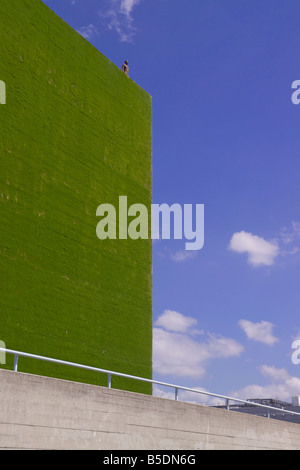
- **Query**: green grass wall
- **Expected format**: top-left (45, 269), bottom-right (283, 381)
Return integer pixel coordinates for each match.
top-left (0, 0), bottom-right (152, 393)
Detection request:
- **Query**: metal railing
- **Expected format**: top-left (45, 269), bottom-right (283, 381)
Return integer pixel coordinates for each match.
top-left (1, 347), bottom-right (300, 420)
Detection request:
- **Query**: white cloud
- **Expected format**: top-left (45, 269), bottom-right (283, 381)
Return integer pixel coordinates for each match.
top-left (282, 246), bottom-right (300, 256)
top-left (229, 223), bottom-right (300, 267)
top-left (260, 365), bottom-right (289, 382)
top-left (154, 365), bottom-right (300, 407)
top-left (98, 0), bottom-right (140, 42)
top-left (231, 365), bottom-right (300, 403)
top-left (170, 250), bottom-right (197, 262)
top-left (238, 319), bottom-right (279, 346)
top-left (120, 0), bottom-right (140, 16)
top-left (280, 221), bottom-right (300, 245)
top-left (153, 311), bottom-right (244, 379)
top-left (279, 221), bottom-right (300, 257)
top-left (153, 328), bottom-right (207, 379)
top-left (77, 24), bottom-right (99, 40)
top-left (229, 231), bottom-right (279, 267)
top-left (155, 310), bottom-right (198, 334)
top-left (153, 384), bottom-right (224, 406)
top-left (205, 333), bottom-right (246, 358)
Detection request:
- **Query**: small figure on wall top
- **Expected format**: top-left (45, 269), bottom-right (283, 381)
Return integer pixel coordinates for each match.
top-left (122, 60), bottom-right (129, 77)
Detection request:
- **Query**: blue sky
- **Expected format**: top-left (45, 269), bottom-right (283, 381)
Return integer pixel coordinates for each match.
top-left (43, 0), bottom-right (300, 404)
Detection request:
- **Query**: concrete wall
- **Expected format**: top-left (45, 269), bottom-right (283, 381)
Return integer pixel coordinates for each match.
top-left (0, 0), bottom-right (152, 393)
top-left (1, 369), bottom-right (300, 450)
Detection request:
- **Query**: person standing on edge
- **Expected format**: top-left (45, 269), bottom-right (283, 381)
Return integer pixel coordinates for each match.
top-left (122, 60), bottom-right (129, 76)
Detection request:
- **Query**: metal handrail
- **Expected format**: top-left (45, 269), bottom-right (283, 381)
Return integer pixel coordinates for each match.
top-left (1, 347), bottom-right (300, 420)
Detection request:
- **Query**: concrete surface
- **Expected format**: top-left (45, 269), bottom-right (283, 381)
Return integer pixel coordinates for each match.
top-left (0, 368), bottom-right (300, 450)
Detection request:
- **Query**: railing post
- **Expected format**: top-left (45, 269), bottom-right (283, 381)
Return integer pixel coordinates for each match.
top-left (175, 388), bottom-right (179, 401)
top-left (13, 354), bottom-right (18, 372)
top-left (267, 408), bottom-right (270, 419)
top-left (108, 373), bottom-right (111, 388)
top-left (226, 399), bottom-right (230, 411)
